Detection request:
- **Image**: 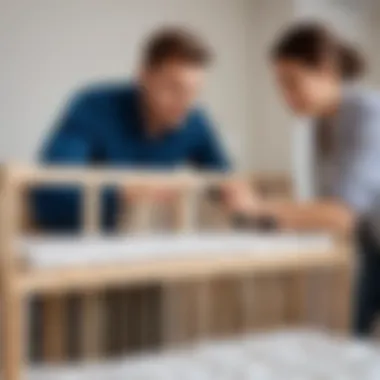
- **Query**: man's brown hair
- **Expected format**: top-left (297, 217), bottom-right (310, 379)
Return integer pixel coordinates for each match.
top-left (143, 27), bottom-right (212, 67)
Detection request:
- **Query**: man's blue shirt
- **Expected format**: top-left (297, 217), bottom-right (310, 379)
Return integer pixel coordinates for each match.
top-left (33, 82), bottom-right (230, 230)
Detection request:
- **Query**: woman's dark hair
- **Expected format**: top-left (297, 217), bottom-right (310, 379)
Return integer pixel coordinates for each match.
top-left (271, 22), bottom-right (366, 80)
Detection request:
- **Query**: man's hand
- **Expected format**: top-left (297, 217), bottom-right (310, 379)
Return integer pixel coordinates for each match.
top-left (220, 180), bottom-right (261, 216)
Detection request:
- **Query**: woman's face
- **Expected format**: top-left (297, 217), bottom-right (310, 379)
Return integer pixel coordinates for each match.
top-left (274, 58), bottom-right (337, 116)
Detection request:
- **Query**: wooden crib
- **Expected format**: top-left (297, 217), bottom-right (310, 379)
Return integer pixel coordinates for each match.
top-left (0, 164), bottom-right (353, 380)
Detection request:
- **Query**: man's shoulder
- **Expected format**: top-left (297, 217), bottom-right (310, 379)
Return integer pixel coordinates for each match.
top-left (186, 107), bottom-right (213, 132)
top-left (67, 81), bottom-right (138, 110)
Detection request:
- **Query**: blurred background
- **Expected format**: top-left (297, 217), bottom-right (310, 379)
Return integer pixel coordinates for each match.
top-left (0, 0), bottom-right (377, 181)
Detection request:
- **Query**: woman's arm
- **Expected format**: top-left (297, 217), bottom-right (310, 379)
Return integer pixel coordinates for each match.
top-left (262, 199), bottom-right (355, 234)
top-left (222, 181), bottom-right (356, 234)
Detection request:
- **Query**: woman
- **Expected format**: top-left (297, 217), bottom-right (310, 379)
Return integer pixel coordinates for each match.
top-left (241, 23), bottom-right (380, 336)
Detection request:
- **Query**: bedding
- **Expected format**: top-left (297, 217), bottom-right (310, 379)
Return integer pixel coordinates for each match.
top-left (19, 232), bottom-right (334, 269)
top-left (23, 330), bottom-right (380, 380)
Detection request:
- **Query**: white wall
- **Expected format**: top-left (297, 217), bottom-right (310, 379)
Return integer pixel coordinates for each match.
top-left (295, 0), bottom-right (373, 41)
top-left (368, 1), bottom-right (380, 87)
top-left (0, 0), bottom-right (374, 173)
top-left (245, 0), bottom-right (295, 173)
top-left (0, 0), bottom-right (249, 167)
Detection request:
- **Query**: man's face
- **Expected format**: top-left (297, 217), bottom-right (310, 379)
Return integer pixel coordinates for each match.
top-left (140, 60), bottom-right (206, 128)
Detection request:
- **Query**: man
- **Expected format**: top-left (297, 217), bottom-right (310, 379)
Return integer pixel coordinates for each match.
top-left (33, 27), bottom-right (231, 230)
top-left (29, 27), bottom-right (237, 357)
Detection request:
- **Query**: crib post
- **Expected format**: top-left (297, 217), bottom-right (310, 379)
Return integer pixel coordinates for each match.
top-left (1, 166), bottom-right (25, 380)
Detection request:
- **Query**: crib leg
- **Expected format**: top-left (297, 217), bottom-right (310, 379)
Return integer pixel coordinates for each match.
top-left (2, 290), bottom-right (24, 380)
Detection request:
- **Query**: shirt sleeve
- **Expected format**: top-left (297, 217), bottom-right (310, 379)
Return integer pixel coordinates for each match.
top-left (336, 99), bottom-right (380, 217)
top-left (189, 110), bottom-right (231, 171)
top-left (31, 92), bottom-right (117, 231)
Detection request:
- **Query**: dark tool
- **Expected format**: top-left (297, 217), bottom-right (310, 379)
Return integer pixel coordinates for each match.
top-left (206, 185), bottom-right (279, 232)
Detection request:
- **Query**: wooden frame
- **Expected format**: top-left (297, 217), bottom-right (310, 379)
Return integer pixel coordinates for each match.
top-left (0, 164), bottom-right (353, 380)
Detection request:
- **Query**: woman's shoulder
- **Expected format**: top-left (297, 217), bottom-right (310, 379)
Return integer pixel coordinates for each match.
top-left (342, 86), bottom-right (380, 115)
top-left (340, 86), bottom-right (380, 147)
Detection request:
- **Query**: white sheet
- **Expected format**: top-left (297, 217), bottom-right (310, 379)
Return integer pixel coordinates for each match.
top-left (19, 232), bottom-right (334, 269)
top-left (24, 330), bottom-right (380, 380)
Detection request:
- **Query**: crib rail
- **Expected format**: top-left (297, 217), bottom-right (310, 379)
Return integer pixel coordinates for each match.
top-left (6, 164), bottom-right (236, 187)
top-left (6, 163), bottom-right (241, 233)
top-left (0, 164), bottom-right (353, 380)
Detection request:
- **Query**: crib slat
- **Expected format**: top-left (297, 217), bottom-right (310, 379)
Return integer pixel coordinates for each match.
top-left (80, 291), bottom-right (104, 358)
top-left (241, 275), bottom-right (254, 331)
top-left (250, 275), bottom-right (271, 330)
top-left (330, 264), bottom-right (353, 333)
top-left (162, 190), bottom-right (199, 346)
top-left (195, 279), bottom-right (212, 340)
top-left (172, 190), bottom-right (196, 231)
top-left (42, 296), bottom-right (67, 362)
top-left (285, 271), bottom-right (308, 326)
top-left (83, 182), bottom-right (100, 234)
top-left (129, 198), bottom-right (153, 232)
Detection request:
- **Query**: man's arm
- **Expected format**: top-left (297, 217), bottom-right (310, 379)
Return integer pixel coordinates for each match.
top-left (223, 181), bottom-right (355, 234)
top-left (189, 110), bottom-right (231, 171)
top-left (31, 92), bottom-right (116, 231)
top-left (263, 199), bottom-right (355, 234)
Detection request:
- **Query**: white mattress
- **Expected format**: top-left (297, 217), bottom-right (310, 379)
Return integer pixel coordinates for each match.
top-left (19, 232), bottom-right (334, 269)
top-left (24, 331), bottom-right (380, 380)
